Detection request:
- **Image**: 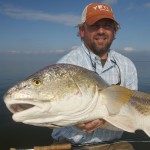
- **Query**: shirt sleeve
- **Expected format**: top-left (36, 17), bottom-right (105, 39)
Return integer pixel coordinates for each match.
top-left (57, 50), bottom-right (79, 65)
top-left (124, 60), bottom-right (138, 91)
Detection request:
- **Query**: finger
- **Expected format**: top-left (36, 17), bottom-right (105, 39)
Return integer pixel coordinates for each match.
top-left (85, 119), bottom-right (106, 132)
top-left (75, 123), bottom-right (86, 130)
top-left (85, 119), bottom-right (101, 129)
top-left (97, 119), bottom-right (106, 128)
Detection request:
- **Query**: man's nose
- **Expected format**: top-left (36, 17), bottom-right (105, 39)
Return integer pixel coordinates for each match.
top-left (97, 26), bottom-right (105, 33)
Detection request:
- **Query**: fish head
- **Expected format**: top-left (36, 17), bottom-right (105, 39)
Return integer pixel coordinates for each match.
top-left (4, 65), bottom-right (55, 109)
top-left (3, 64), bottom-right (106, 127)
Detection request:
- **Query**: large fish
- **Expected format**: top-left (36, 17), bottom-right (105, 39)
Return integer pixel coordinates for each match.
top-left (3, 64), bottom-right (150, 136)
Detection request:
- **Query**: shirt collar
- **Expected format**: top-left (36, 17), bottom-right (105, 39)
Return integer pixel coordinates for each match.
top-left (81, 43), bottom-right (98, 62)
top-left (82, 43), bottom-right (115, 64)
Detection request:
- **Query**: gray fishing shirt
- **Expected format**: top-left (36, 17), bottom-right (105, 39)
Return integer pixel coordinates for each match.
top-left (52, 43), bottom-right (138, 144)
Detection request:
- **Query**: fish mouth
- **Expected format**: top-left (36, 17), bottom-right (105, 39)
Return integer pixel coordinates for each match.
top-left (5, 100), bottom-right (44, 122)
top-left (4, 99), bottom-right (41, 114)
top-left (10, 103), bottom-right (35, 113)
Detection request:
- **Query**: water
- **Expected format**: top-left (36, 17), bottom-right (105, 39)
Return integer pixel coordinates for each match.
top-left (0, 52), bottom-right (150, 149)
top-left (0, 52), bottom-right (65, 150)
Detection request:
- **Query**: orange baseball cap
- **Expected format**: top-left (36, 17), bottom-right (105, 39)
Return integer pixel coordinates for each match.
top-left (81, 2), bottom-right (119, 27)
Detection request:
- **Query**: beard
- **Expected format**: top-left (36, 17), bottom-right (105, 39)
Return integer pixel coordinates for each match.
top-left (90, 41), bottom-right (112, 56)
top-left (89, 39), bottom-right (112, 56)
top-left (85, 33), bottom-right (114, 56)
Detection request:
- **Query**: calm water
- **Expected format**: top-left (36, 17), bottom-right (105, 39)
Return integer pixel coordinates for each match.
top-left (0, 52), bottom-right (150, 149)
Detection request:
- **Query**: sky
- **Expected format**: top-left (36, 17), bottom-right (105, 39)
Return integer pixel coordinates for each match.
top-left (0, 0), bottom-right (150, 54)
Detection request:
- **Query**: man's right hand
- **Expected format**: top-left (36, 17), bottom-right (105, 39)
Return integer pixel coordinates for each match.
top-left (75, 119), bottom-right (106, 133)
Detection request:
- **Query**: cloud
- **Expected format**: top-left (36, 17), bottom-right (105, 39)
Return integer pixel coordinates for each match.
top-left (127, 2), bottom-right (150, 10)
top-left (0, 3), bottom-right (80, 26)
top-left (0, 49), bottom-right (69, 54)
top-left (123, 47), bottom-right (135, 52)
top-left (102, 0), bottom-right (117, 4)
top-left (144, 2), bottom-right (150, 9)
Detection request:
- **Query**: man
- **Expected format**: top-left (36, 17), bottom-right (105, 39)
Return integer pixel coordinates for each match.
top-left (51, 2), bottom-right (138, 148)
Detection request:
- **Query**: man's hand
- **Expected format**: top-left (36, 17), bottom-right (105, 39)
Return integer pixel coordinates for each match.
top-left (75, 119), bottom-right (106, 133)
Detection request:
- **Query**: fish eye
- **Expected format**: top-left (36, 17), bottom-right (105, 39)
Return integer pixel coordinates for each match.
top-left (33, 79), bottom-right (41, 86)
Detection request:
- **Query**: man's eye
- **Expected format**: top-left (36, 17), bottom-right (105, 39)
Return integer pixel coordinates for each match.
top-left (90, 24), bottom-right (100, 29)
top-left (105, 24), bottom-right (114, 29)
top-left (90, 24), bottom-right (114, 29)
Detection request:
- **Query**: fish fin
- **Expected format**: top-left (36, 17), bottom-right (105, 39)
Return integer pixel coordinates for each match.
top-left (143, 127), bottom-right (150, 137)
top-left (104, 115), bottom-right (135, 133)
top-left (100, 85), bottom-right (133, 115)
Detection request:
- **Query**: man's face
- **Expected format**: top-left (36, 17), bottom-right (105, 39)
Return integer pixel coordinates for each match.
top-left (80, 19), bottom-right (116, 56)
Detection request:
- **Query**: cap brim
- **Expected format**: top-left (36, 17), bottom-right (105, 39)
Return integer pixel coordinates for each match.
top-left (86, 15), bottom-right (119, 26)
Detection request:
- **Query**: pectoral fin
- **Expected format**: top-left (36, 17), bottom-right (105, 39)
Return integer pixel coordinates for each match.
top-left (100, 85), bottom-right (133, 115)
top-left (143, 127), bottom-right (150, 137)
top-left (105, 112), bottom-right (150, 136)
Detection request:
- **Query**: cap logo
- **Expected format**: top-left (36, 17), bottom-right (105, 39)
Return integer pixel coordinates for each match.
top-left (93, 5), bottom-right (111, 12)
top-left (80, 3), bottom-right (119, 27)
